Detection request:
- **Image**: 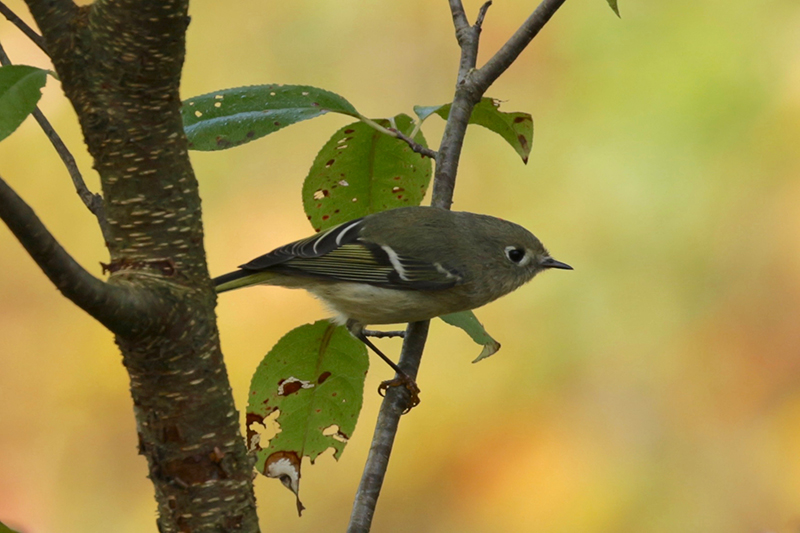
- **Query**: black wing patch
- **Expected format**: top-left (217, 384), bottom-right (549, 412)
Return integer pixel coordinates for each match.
top-left (240, 217), bottom-right (367, 270)
top-left (238, 217), bottom-right (461, 291)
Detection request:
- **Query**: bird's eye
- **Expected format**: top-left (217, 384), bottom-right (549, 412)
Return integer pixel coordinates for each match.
top-left (504, 246), bottom-right (526, 264)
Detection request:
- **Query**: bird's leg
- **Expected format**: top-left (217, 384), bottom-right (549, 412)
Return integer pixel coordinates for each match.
top-left (362, 329), bottom-right (406, 339)
top-left (346, 320), bottom-right (420, 411)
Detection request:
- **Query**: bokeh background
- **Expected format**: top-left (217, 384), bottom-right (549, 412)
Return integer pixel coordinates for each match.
top-left (2, 0), bottom-right (800, 531)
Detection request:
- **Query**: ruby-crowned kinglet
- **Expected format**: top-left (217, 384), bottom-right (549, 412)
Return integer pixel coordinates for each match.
top-left (214, 206), bottom-right (571, 405)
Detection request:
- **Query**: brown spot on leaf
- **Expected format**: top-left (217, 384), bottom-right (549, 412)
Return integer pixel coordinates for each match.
top-left (518, 134), bottom-right (529, 151)
top-left (514, 116), bottom-right (531, 123)
top-left (215, 136), bottom-right (231, 148)
top-left (277, 379), bottom-right (302, 396)
top-left (246, 130), bottom-right (256, 138)
top-left (322, 215), bottom-right (329, 221)
top-left (344, 128), bottom-right (355, 134)
top-left (318, 371), bottom-right (331, 384)
top-left (325, 159), bottom-right (335, 168)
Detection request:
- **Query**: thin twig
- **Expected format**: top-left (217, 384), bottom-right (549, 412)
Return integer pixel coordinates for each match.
top-left (0, 40), bottom-right (112, 243)
top-left (358, 115), bottom-right (438, 159)
top-left (0, 1), bottom-right (47, 54)
top-left (475, 1), bottom-right (492, 29)
top-left (348, 321), bottom-right (429, 533)
top-left (363, 329), bottom-right (405, 339)
top-left (392, 129), bottom-right (437, 159)
top-left (29, 107), bottom-right (113, 242)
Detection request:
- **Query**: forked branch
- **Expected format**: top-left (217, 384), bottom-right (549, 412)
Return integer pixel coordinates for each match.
top-left (0, 175), bottom-right (164, 338)
top-left (348, 0), bottom-right (569, 531)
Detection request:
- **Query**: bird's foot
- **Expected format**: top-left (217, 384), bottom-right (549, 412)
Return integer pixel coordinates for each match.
top-left (378, 373), bottom-right (421, 413)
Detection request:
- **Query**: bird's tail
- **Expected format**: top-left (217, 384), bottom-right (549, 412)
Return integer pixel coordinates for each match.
top-left (213, 270), bottom-right (276, 293)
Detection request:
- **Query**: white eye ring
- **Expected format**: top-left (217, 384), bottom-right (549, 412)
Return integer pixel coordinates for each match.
top-left (504, 246), bottom-right (531, 266)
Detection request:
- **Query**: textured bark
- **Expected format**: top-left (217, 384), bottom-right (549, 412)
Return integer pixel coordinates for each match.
top-left (13, 0), bottom-right (260, 530)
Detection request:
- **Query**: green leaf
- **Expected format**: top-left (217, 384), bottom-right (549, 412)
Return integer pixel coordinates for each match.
top-left (0, 520), bottom-right (21, 533)
top-left (412, 104), bottom-right (445, 122)
top-left (246, 320), bottom-right (368, 510)
top-left (182, 84), bottom-right (359, 151)
top-left (303, 114), bottom-right (432, 232)
top-left (439, 311), bottom-right (501, 363)
top-left (606, 0), bottom-right (621, 17)
top-left (0, 65), bottom-right (48, 142)
top-left (423, 97), bottom-right (534, 163)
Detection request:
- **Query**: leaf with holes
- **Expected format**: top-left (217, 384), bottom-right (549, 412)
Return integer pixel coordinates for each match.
top-left (606, 0), bottom-right (621, 17)
top-left (440, 310), bottom-right (501, 362)
top-left (303, 114), bottom-right (432, 232)
top-left (246, 320), bottom-right (368, 513)
top-left (182, 84), bottom-right (359, 151)
top-left (415, 98), bottom-right (533, 163)
top-left (0, 65), bottom-right (48, 142)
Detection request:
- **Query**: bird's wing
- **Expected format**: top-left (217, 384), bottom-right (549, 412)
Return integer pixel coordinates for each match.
top-left (239, 217), bottom-right (462, 290)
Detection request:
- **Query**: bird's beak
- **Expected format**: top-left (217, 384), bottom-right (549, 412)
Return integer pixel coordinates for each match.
top-left (541, 257), bottom-right (573, 270)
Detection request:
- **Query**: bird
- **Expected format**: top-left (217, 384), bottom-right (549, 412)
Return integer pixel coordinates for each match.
top-left (214, 206), bottom-right (572, 408)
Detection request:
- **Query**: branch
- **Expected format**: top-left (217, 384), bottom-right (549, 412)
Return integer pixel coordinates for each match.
top-left (0, 1), bottom-right (47, 54)
top-left (349, 1), bottom-right (569, 529)
top-left (0, 175), bottom-right (163, 338)
top-left (348, 321), bottom-right (430, 533)
top-left (434, 0), bottom-right (566, 209)
top-left (363, 329), bottom-right (405, 339)
top-left (431, 1), bottom-right (490, 209)
top-left (448, 0), bottom-right (470, 36)
top-left (29, 107), bottom-right (113, 242)
top-left (0, 40), bottom-right (111, 243)
top-left (16, 1), bottom-right (261, 531)
top-left (359, 115), bottom-right (438, 160)
top-left (472, 0), bottom-right (568, 92)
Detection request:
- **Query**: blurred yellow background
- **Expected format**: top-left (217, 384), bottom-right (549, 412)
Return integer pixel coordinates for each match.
top-left (2, 0), bottom-right (800, 531)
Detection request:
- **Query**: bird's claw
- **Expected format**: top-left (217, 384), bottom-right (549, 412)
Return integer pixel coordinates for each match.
top-left (378, 374), bottom-right (421, 413)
